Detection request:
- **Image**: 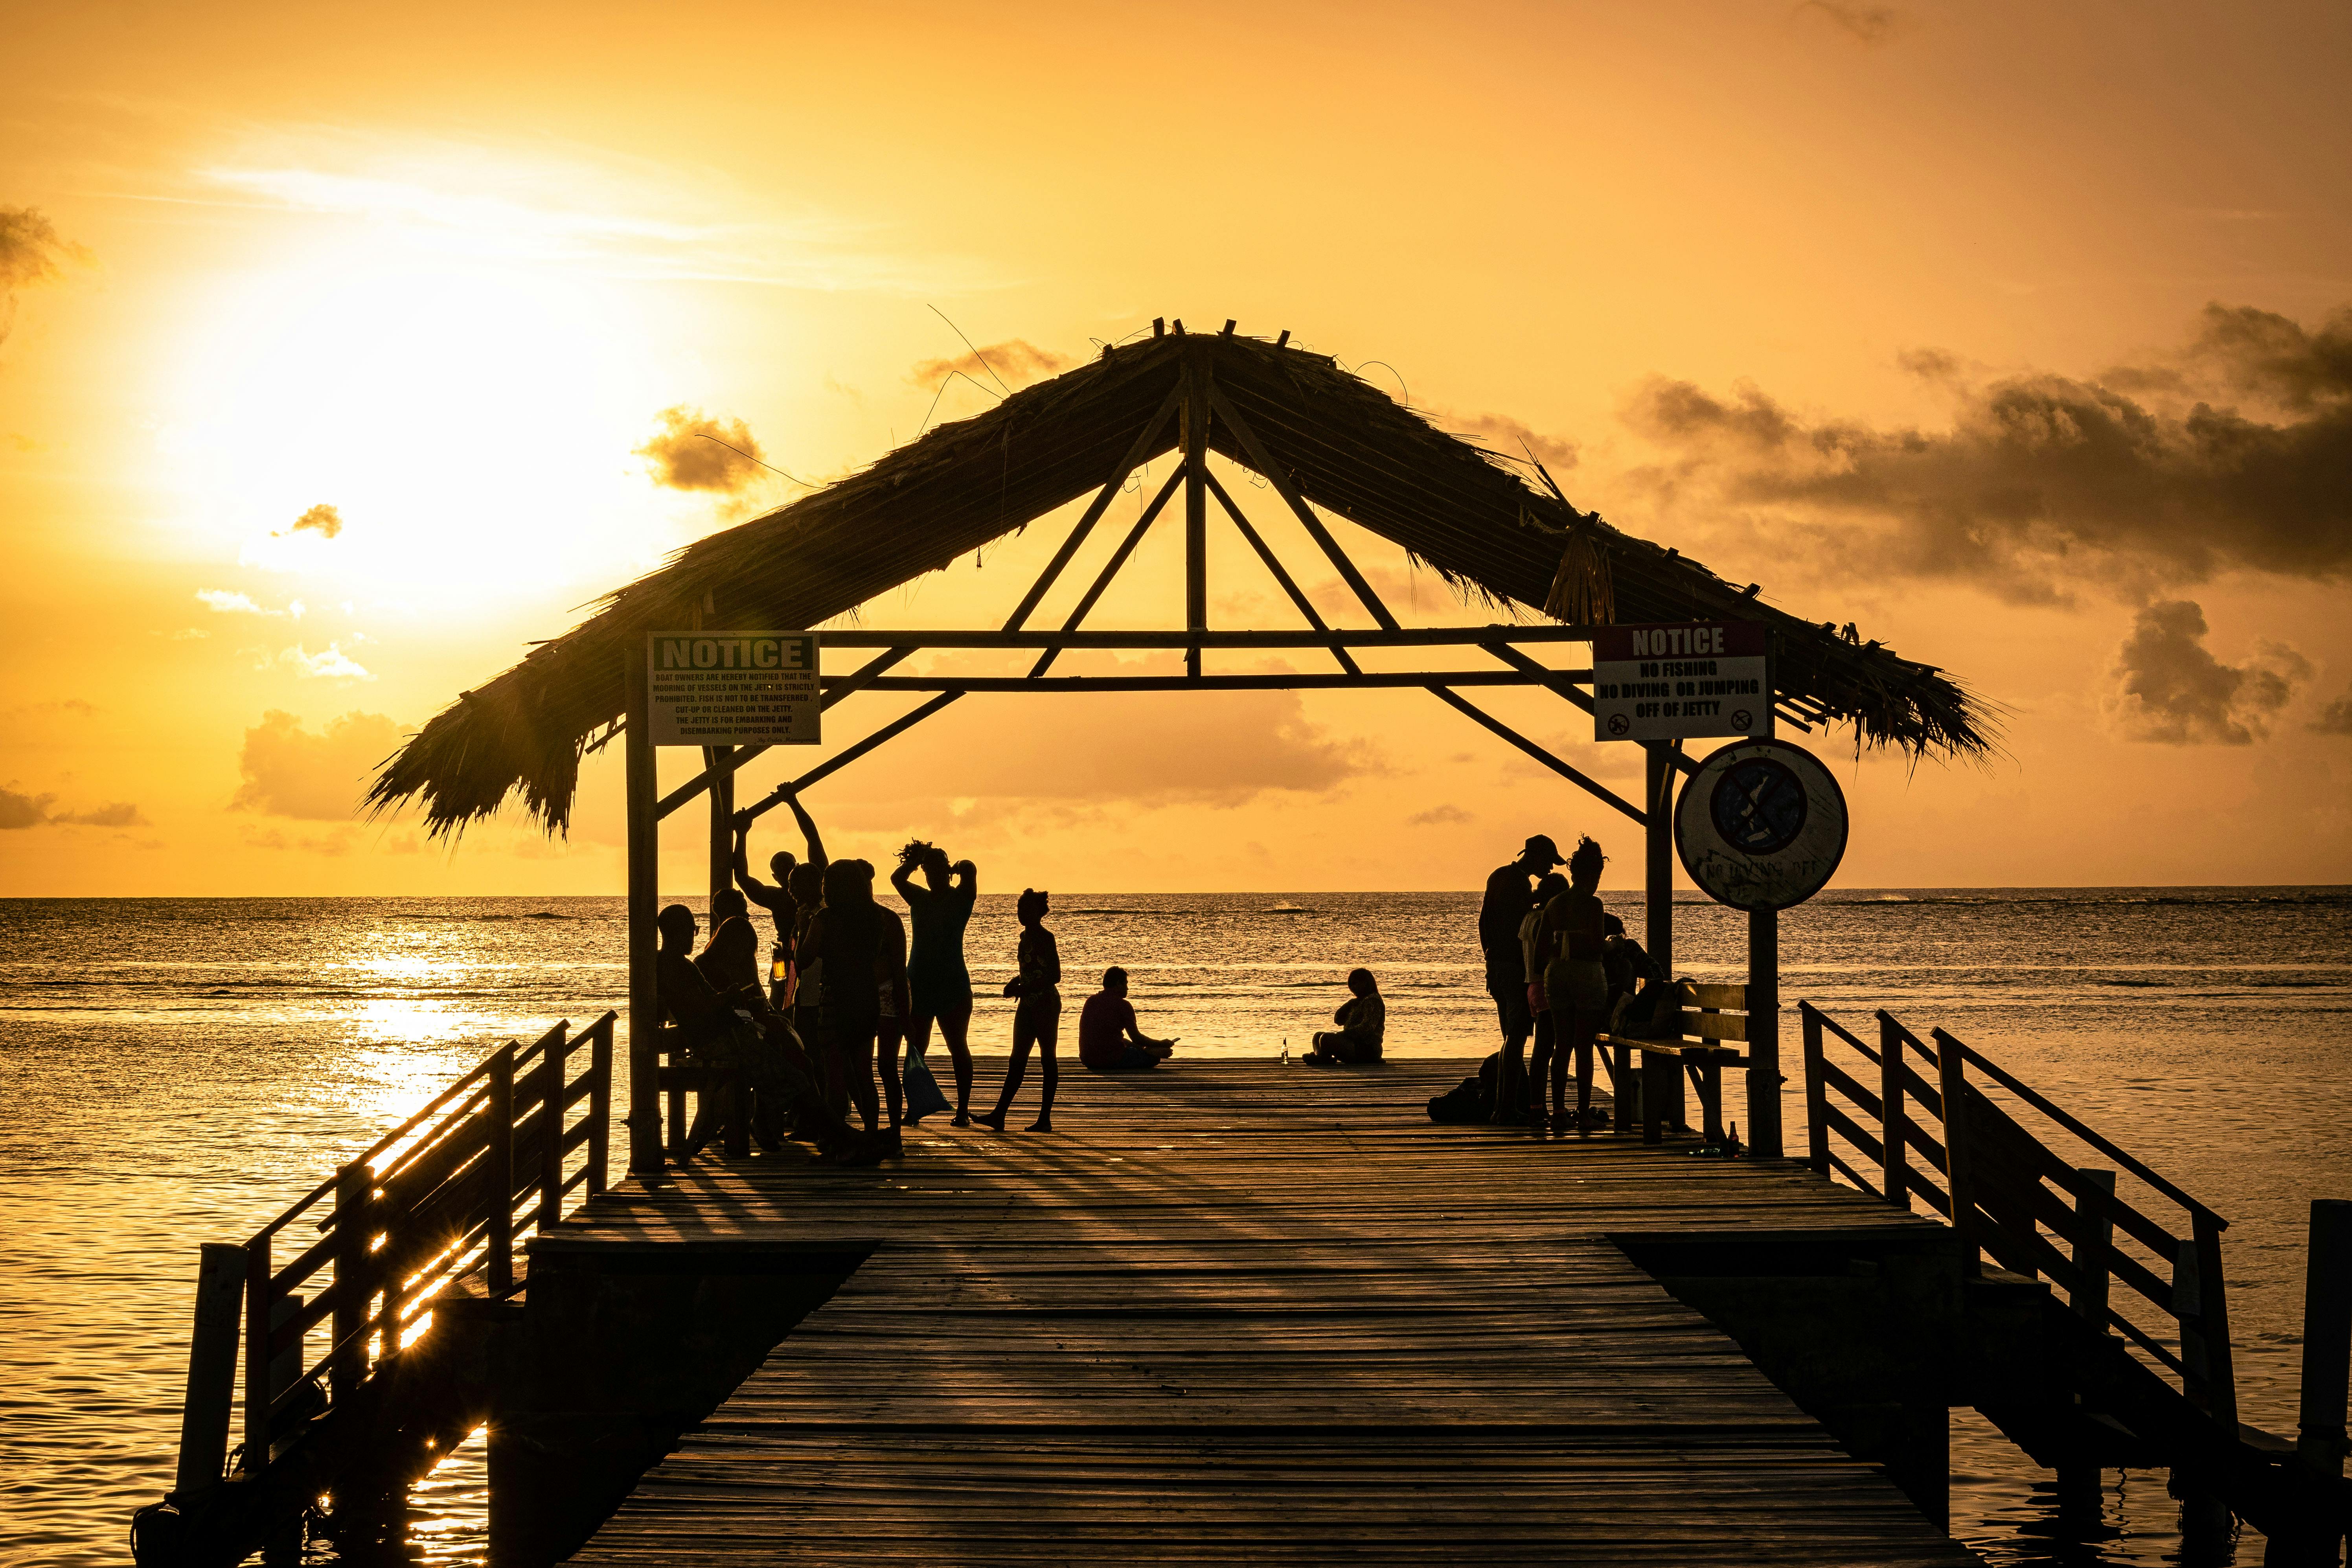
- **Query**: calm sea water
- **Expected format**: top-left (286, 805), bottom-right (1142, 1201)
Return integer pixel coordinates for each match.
top-left (1, 888), bottom-right (2346, 1567)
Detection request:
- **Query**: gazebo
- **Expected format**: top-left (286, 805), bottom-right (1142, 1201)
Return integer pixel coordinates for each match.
top-left (370, 320), bottom-right (1992, 1172)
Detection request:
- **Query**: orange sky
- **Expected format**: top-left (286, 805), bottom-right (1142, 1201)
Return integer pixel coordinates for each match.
top-left (2, 0), bottom-right (2347, 894)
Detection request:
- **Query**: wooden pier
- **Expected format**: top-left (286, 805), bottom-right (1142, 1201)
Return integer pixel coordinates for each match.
top-left (552, 1060), bottom-right (1964, 1566)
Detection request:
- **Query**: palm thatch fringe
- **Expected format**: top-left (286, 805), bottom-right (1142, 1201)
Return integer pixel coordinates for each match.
top-left (368, 331), bottom-right (1993, 836)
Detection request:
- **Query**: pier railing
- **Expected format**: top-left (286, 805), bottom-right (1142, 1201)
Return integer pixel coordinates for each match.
top-left (187, 1013), bottom-right (616, 1487)
top-left (1797, 1003), bottom-right (2236, 1434)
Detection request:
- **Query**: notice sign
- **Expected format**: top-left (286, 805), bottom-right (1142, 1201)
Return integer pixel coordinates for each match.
top-left (1591, 621), bottom-right (1771, 743)
top-left (647, 631), bottom-right (820, 747)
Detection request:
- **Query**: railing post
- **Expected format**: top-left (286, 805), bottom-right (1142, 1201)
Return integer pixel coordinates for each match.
top-left (537, 1024), bottom-right (568, 1235)
top-left (2299, 1200), bottom-right (2352, 1476)
top-left (1877, 1013), bottom-right (1909, 1211)
top-left (2070, 1169), bottom-right (2116, 1326)
top-left (174, 1243), bottom-right (246, 1501)
top-left (1745, 908), bottom-right (1782, 1159)
top-left (329, 1164), bottom-right (370, 1397)
top-left (2192, 1212), bottom-right (2238, 1433)
top-left (1800, 1004), bottom-right (1830, 1176)
top-left (486, 1044), bottom-right (516, 1296)
top-left (1933, 1028), bottom-right (1978, 1259)
top-left (587, 1016), bottom-right (612, 1198)
top-left (242, 1234), bottom-right (271, 1469)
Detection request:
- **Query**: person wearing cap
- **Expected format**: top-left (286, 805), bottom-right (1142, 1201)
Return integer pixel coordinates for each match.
top-left (1480, 833), bottom-right (1563, 1118)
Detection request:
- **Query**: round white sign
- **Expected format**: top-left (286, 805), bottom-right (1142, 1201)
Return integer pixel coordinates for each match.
top-left (1673, 739), bottom-right (1848, 912)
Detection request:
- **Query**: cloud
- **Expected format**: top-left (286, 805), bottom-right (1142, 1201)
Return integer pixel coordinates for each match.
top-left (636, 405), bottom-right (770, 493)
top-left (1620, 301), bottom-right (2352, 603)
top-left (234, 710), bottom-right (406, 820)
top-left (281, 503), bottom-right (343, 539)
top-left (199, 589), bottom-right (305, 618)
top-left (1407, 803), bottom-right (1473, 826)
top-left (1798, 2), bottom-right (1902, 44)
top-left (0, 784), bottom-right (146, 829)
top-left (1441, 411), bottom-right (1579, 474)
top-left (271, 643), bottom-right (374, 680)
top-left (910, 339), bottom-right (1070, 392)
top-left (2312, 689), bottom-right (2352, 737)
top-left (1, 207), bottom-right (88, 347)
top-left (2104, 600), bottom-right (2309, 745)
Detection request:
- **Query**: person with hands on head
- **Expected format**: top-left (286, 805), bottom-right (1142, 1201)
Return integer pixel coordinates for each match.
top-left (891, 839), bottom-right (978, 1126)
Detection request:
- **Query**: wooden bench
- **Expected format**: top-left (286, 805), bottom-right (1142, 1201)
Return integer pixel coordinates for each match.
top-left (1595, 981), bottom-right (1749, 1147)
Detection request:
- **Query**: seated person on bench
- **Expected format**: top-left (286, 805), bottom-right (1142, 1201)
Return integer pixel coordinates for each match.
top-left (1078, 967), bottom-right (1177, 1071)
top-left (1303, 968), bottom-right (1385, 1065)
top-left (1602, 915), bottom-right (1673, 1037)
top-left (657, 904), bottom-right (888, 1164)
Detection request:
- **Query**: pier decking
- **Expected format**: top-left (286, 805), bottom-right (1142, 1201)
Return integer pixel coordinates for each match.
top-left (556, 1060), bottom-right (1973, 1566)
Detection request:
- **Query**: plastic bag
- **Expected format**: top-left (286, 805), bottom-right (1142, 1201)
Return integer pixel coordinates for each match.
top-left (901, 1044), bottom-right (952, 1121)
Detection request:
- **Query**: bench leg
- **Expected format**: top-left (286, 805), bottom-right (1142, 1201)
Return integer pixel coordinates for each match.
top-left (1695, 1063), bottom-right (1725, 1145)
top-left (1612, 1045), bottom-right (1635, 1136)
top-left (1642, 1052), bottom-right (1671, 1145)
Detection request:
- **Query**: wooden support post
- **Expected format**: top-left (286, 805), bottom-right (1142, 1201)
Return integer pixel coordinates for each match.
top-left (1747, 908), bottom-right (1782, 1158)
top-left (1800, 1005), bottom-right (1830, 1176)
top-left (2172, 1225), bottom-right (2238, 1538)
top-left (1933, 1028), bottom-right (1979, 1257)
top-left (2071, 1169), bottom-right (2116, 1325)
top-left (624, 645), bottom-right (662, 1174)
top-left (174, 1242), bottom-right (246, 1500)
top-left (1182, 352), bottom-right (1209, 678)
top-left (2298, 1199), bottom-right (2352, 1486)
top-left (486, 1045), bottom-right (516, 1296)
top-left (1878, 1013), bottom-right (1909, 1211)
top-left (1644, 745), bottom-right (1681, 1132)
top-left (2192, 1212), bottom-right (2239, 1432)
top-left (330, 1164), bottom-right (370, 1396)
top-left (242, 1235), bottom-right (271, 1471)
top-left (536, 1024), bottom-right (568, 1234)
top-left (586, 1016), bottom-right (612, 1198)
top-left (706, 744), bottom-right (734, 903)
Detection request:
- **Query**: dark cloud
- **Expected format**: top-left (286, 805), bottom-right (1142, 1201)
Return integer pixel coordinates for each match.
top-left (0, 206), bottom-right (88, 347)
top-left (1442, 412), bottom-right (1579, 475)
top-left (909, 339), bottom-right (1070, 392)
top-left (285, 503), bottom-right (342, 539)
top-left (2312, 689), bottom-right (2352, 737)
top-left (233, 709), bottom-right (404, 820)
top-left (1798, 2), bottom-right (1901, 44)
top-left (636, 406), bottom-right (769, 493)
top-left (2105, 599), bottom-right (2309, 745)
top-left (1622, 302), bottom-right (2352, 603)
top-left (0, 785), bottom-right (145, 829)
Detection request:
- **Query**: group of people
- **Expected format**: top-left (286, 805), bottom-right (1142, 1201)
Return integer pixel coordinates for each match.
top-left (649, 795), bottom-right (1191, 1160)
top-left (1479, 832), bottom-right (1667, 1132)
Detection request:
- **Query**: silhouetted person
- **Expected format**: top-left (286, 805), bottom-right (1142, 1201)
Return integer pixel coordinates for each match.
top-left (1481, 834), bottom-right (1562, 1114)
top-left (804, 860), bottom-right (905, 1131)
top-left (1078, 965), bottom-right (1177, 1073)
top-left (1536, 837), bottom-right (1610, 1136)
top-left (654, 904), bottom-right (880, 1163)
top-left (1602, 913), bottom-right (1666, 1035)
top-left (1503, 871), bottom-right (1568, 1121)
top-left (979, 889), bottom-right (1063, 1131)
top-left (1303, 969), bottom-right (1385, 1065)
top-left (892, 840), bottom-right (978, 1126)
top-left (735, 792), bottom-right (826, 1007)
top-left (787, 860), bottom-right (827, 1055)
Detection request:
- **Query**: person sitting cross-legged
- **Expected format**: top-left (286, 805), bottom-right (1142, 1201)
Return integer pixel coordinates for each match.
top-left (1078, 967), bottom-right (1177, 1072)
top-left (1302, 968), bottom-right (1385, 1066)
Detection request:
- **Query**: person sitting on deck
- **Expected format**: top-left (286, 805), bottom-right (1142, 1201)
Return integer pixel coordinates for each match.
top-left (654, 904), bottom-right (888, 1164)
top-left (1302, 969), bottom-right (1385, 1066)
top-left (1077, 967), bottom-right (1177, 1072)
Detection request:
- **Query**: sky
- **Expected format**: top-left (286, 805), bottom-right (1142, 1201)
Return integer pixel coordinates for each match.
top-left (1, 0), bottom-right (2347, 895)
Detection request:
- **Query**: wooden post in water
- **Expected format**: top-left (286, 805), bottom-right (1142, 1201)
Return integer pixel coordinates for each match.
top-left (624, 644), bottom-right (663, 1174)
top-left (1746, 908), bottom-right (1781, 1158)
top-left (2056, 1167), bottom-right (2117, 1521)
top-left (1878, 1014), bottom-right (1909, 1211)
top-left (486, 1045), bottom-right (516, 1296)
top-left (174, 1243), bottom-right (246, 1501)
top-left (2172, 1227), bottom-right (2236, 1538)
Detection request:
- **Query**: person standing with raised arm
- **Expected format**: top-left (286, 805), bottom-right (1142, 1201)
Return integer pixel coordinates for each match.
top-left (734, 792), bottom-right (827, 1009)
top-left (892, 841), bottom-right (978, 1126)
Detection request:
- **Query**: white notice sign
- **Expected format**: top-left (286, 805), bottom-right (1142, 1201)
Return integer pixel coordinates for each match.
top-left (647, 631), bottom-right (820, 747)
top-left (1591, 621), bottom-right (1771, 743)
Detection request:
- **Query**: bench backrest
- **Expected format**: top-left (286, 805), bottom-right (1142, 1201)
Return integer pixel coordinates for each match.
top-left (1666, 980), bottom-right (1748, 1047)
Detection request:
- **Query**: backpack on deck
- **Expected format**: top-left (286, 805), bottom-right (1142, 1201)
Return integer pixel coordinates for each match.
top-left (1427, 1051), bottom-right (1503, 1124)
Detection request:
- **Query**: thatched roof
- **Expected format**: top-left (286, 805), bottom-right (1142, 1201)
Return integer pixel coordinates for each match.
top-left (370, 328), bottom-right (1993, 835)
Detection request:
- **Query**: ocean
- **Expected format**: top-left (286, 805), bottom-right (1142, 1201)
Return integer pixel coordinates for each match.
top-left (2, 888), bottom-right (2346, 1566)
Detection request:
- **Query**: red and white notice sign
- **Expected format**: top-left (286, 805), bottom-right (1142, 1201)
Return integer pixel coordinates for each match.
top-left (1591, 621), bottom-right (1772, 744)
